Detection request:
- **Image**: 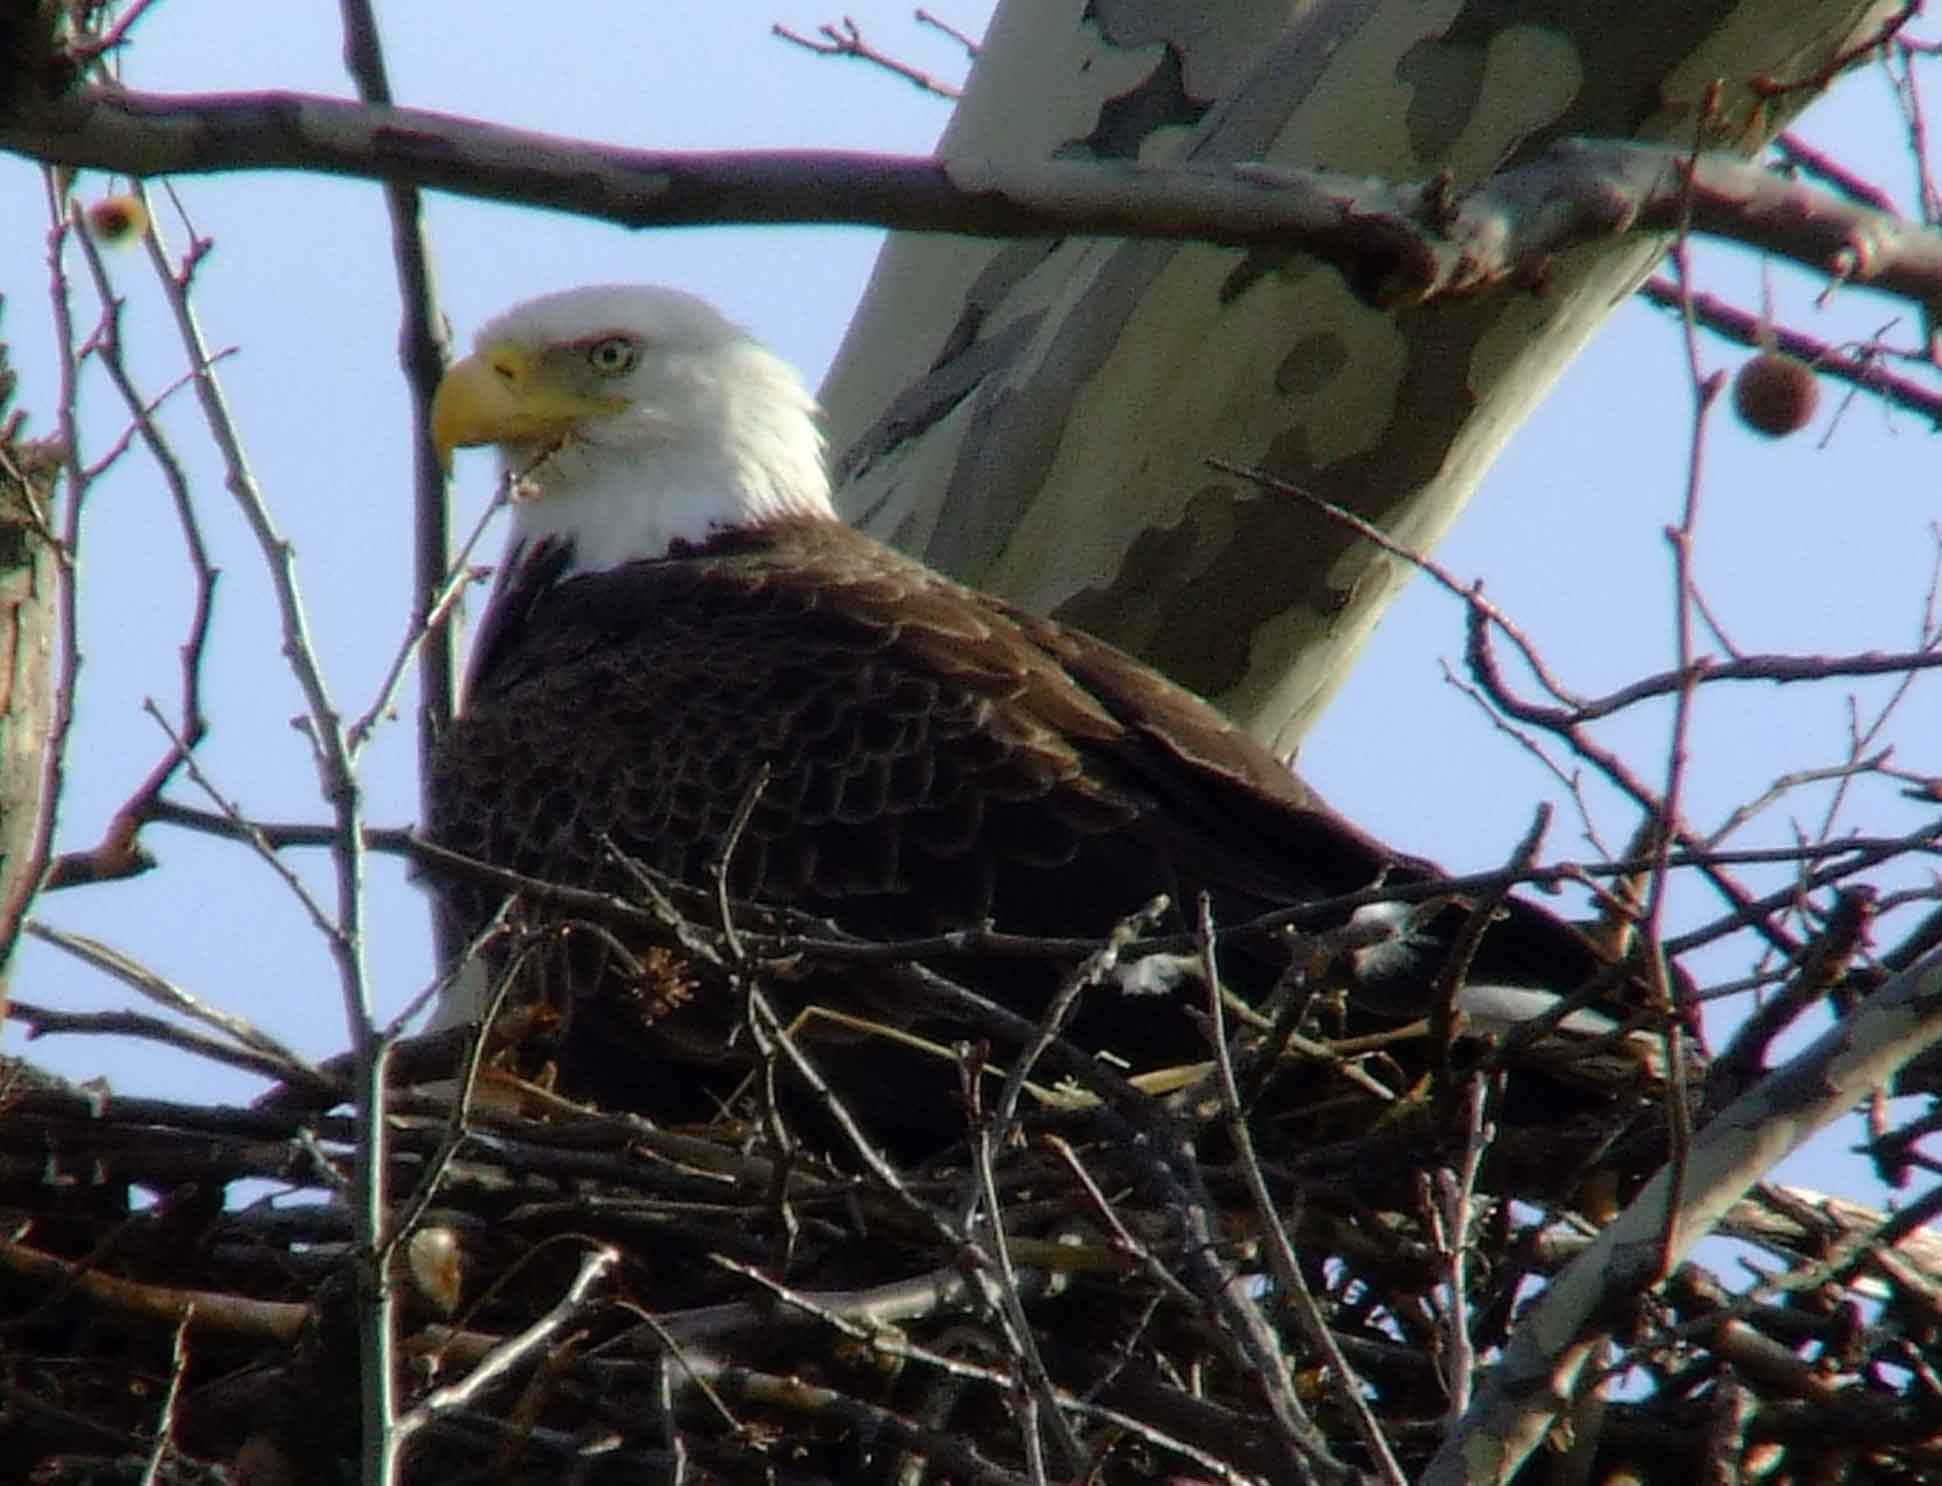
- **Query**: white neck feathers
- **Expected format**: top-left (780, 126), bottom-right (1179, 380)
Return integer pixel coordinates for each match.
top-left (503, 330), bottom-right (834, 576)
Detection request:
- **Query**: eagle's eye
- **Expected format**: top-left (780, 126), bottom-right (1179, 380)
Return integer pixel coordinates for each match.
top-left (586, 336), bottom-right (640, 377)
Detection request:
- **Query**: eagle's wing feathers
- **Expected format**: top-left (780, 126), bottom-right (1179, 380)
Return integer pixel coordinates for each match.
top-left (435, 522), bottom-right (1157, 940)
top-left (441, 519), bottom-right (1352, 951)
top-left (434, 518), bottom-right (1615, 1013)
top-left (423, 285), bottom-right (1671, 1140)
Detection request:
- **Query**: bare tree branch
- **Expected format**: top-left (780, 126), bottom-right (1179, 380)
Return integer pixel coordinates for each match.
top-left (334, 0), bottom-right (457, 932)
top-left (4, 93), bottom-right (1942, 312)
top-left (1638, 275), bottom-right (1942, 425)
top-left (772, 16), bottom-right (965, 99)
top-left (1422, 943), bottom-right (1942, 1486)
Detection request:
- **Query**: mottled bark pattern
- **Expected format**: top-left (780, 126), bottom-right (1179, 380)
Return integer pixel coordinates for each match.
top-left (0, 415), bottom-right (57, 1003)
top-left (824, 0), bottom-right (1903, 753)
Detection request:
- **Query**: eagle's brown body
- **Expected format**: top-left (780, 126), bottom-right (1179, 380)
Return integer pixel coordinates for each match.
top-left (421, 283), bottom-right (1674, 1148)
top-left (428, 514), bottom-right (1615, 1132)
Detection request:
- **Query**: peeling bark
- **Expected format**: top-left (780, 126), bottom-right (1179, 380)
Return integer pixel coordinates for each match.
top-left (822, 0), bottom-right (1906, 755)
top-left (0, 343), bottom-right (57, 1005)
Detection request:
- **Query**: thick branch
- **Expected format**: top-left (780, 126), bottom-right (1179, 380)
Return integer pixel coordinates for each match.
top-left (4, 90), bottom-right (1941, 310)
top-left (1423, 943), bottom-right (1942, 1486)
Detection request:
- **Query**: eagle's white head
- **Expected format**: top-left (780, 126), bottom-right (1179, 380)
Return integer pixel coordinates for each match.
top-left (431, 285), bottom-right (834, 574)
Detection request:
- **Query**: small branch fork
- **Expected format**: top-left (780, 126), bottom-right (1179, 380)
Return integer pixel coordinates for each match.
top-left (1636, 276), bottom-right (1942, 425)
top-left (773, 15), bottom-right (965, 99)
top-left (1208, 455), bottom-right (1941, 968)
top-left (33, 184), bottom-right (218, 895)
top-left (1422, 941), bottom-right (1942, 1486)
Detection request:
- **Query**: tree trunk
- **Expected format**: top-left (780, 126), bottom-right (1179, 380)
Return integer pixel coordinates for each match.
top-left (821, 0), bottom-right (1900, 755)
top-left (0, 336), bottom-right (58, 1007)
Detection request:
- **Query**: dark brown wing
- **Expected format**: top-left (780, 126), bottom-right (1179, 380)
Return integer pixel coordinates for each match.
top-left (426, 516), bottom-right (1622, 1124)
top-left (430, 518), bottom-right (1406, 942)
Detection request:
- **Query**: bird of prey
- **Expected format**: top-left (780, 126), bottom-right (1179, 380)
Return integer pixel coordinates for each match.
top-left (424, 284), bottom-right (1661, 1144)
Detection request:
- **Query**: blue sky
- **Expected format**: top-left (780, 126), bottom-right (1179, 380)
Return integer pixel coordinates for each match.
top-left (1, 4), bottom-right (1935, 1209)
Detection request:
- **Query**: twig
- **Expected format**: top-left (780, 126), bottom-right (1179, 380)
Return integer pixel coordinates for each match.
top-left (1197, 896), bottom-right (1407, 1486)
top-left (1210, 456), bottom-right (1587, 710)
top-left (334, 0), bottom-right (457, 942)
top-left (396, 1245), bottom-right (618, 1439)
top-left (137, 797), bottom-right (1942, 968)
top-left (67, 0), bottom-right (168, 66)
top-left (24, 917), bottom-right (319, 1071)
top-left (78, 350), bottom-right (234, 481)
top-left (1461, 587), bottom-right (1798, 963)
top-left (706, 1254), bottom-right (1271, 1485)
top-left (12, 187), bottom-right (88, 975)
top-left (66, 181), bottom-right (219, 850)
top-left (740, 980), bottom-right (947, 1245)
top-left (1649, 224), bottom-right (1724, 1234)
top-left (1431, 1078), bottom-right (1493, 1424)
top-left (772, 17), bottom-right (963, 99)
top-left (720, 1366), bottom-right (1038, 1486)
top-left (1427, 807), bottom-right (1550, 1108)
top-left (138, 1306), bottom-right (193, 1486)
top-left (1807, 559), bottom-right (1942, 850)
top-left (141, 703), bottom-right (344, 947)
top-left (985, 895), bottom-right (1168, 1152)
top-left (0, 1237), bottom-right (307, 1342)
top-left (140, 144), bottom-right (391, 1484)
top-left (969, 1111), bottom-right (1083, 1478)
top-left (1036, 1134), bottom-right (1197, 1307)
top-left (1711, 886), bottom-right (1877, 1100)
top-left (1421, 941), bottom-right (1942, 1486)
top-left (7, 995), bottom-right (335, 1095)
top-left (1704, 753), bottom-right (1894, 848)
top-left (707, 764), bottom-right (770, 965)
top-left (346, 490), bottom-right (498, 752)
top-left (1438, 658), bottom-right (1607, 854)
top-left (385, 930), bottom-right (528, 1248)
top-left (1773, 131), bottom-right (1902, 215)
top-left (915, 8), bottom-right (981, 59)
top-left (1637, 276), bottom-right (1942, 425)
top-left (137, 197), bottom-right (373, 1039)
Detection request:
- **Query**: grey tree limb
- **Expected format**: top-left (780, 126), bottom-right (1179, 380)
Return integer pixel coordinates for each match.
top-left (1421, 943), bottom-right (1942, 1485)
top-left (0, 97), bottom-right (1934, 310)
top-left (821, 0), bottom-right (1911, 751)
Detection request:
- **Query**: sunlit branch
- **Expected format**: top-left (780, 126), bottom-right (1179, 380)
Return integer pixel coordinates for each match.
top-left (7, 93), bottom-right (1942, 312)
top-left (1423, 942), bottom-right (1942, 1485)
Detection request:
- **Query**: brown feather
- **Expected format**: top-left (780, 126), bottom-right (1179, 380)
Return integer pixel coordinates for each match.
top-left (427, 515), bottom-right (1624, 1135)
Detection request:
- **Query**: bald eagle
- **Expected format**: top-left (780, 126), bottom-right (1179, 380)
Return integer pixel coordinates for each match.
top-left (425, 285), bottom-right (1657, 1142)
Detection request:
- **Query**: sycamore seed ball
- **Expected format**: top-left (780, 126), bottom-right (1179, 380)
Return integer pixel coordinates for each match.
top-left (1732, 350), bottom-right (1820, 438)
top-left (83, 194), bottom-right (149, 246)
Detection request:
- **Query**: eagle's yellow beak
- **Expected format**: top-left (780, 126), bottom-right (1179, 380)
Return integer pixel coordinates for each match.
top-left (431, 342), bottom-right (626, 472)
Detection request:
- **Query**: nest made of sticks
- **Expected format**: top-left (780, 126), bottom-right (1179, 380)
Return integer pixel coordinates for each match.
top-left (5, 876), bottom-right (1942, 1486)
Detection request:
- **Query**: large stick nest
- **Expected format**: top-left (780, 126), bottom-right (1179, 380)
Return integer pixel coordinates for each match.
top-left (4, 865), bottom-right (1942, 1486)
